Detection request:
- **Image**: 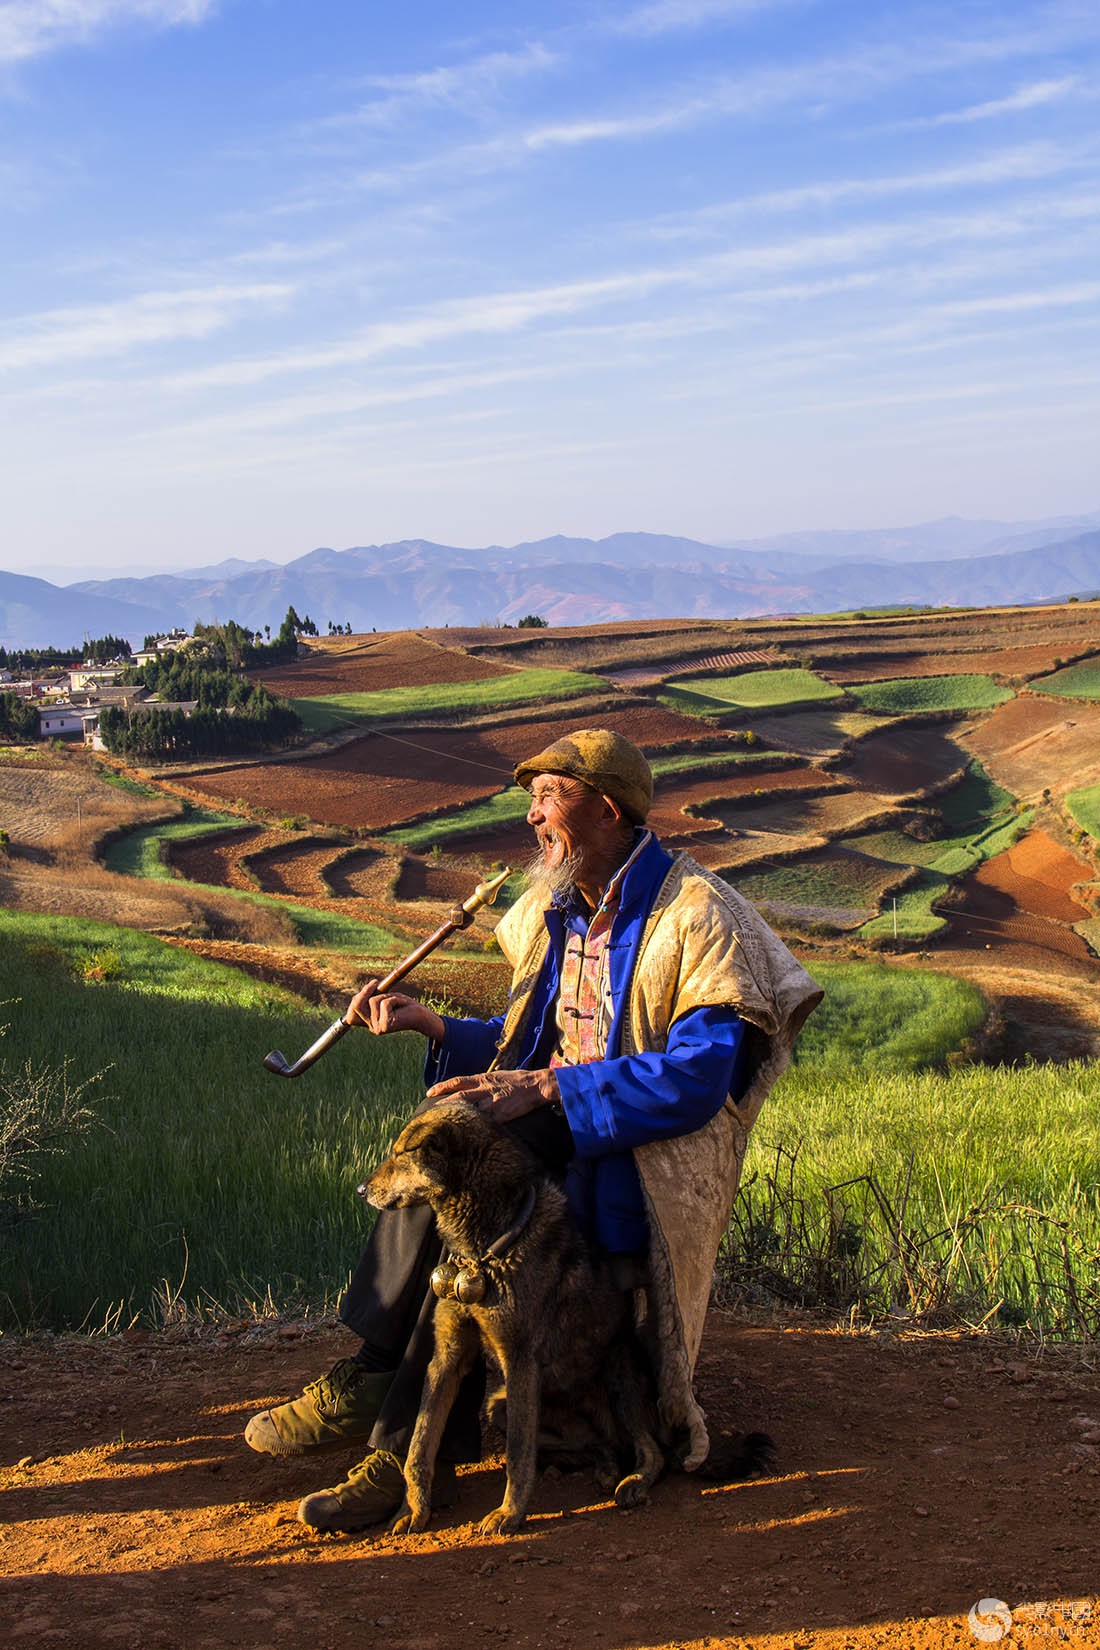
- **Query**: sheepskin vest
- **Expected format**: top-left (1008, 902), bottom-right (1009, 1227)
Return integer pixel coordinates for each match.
top-left (491, 851), bottom-right (822, 1468)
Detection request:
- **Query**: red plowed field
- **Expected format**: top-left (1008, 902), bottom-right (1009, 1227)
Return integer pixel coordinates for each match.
top-left (964, 696), bottom-right (1100, 797)
top-left (822, 644), bottom-right (1088, 682)
top-left (181, 708), bottom-right (720, 833)
top-left (941, 830), bottom-right (1095, 961)
top-left (167, 825), bottom-right (271, 890)
top-left (837, 724), bottom-right (966, 796)
top-left (648, 767), bottom-right (827, 837)
top-left (251, 633), bottom-right (514, 698)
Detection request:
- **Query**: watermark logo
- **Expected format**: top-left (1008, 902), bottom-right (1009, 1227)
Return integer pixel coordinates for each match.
top-left (968, 1597), bottom-right (1094, 1641)
top-left (969, 1599), bottom-right (1013, 1643)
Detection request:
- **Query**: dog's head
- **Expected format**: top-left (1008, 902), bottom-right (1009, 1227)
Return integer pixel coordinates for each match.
top-left (360, 1101), bottom-right (501, 1213)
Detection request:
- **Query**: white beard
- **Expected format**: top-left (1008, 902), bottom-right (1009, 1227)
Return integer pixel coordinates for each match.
top-left (522, 842), bottom-right (581, 906)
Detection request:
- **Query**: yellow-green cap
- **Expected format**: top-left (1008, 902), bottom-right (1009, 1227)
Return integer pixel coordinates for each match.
top-left (514, 729), bottom-right (653, 824)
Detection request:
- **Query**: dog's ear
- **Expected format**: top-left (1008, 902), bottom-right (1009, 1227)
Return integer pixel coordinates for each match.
top-left (415, 1112), bottom-right (481, 1191)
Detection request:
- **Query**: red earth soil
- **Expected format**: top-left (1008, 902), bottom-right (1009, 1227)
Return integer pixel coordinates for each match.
top-left (181, 707), bottom-right (725, 834)
top-left (4, 1318), bottom-right (1099, 1650)
top-left (251, 633), bottom-right (515, 698)
top-left (647, 769), bottom-right (835, 839)
top-left (962, 696), bottom-right (1100, 799)
top-left (833, 724), bottom-right (968, 797)
top-left (167, 826), bottom-right (274, 891)
top-left (940, 830), bottom-right (1094, 961)
top-left (240, 838), bottom-right (356, 901)
top-left (820, 645), bottom-right (1090, 682)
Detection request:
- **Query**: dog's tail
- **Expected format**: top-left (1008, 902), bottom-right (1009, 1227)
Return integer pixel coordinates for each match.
top-left (694, 1429), bottom-right (776, 1481)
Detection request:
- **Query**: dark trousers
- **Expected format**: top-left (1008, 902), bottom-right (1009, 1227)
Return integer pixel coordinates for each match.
top-left (338, 1105), bottom-right (575, 1464)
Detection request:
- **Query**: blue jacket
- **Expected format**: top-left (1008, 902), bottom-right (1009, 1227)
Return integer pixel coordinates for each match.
top-left (425, 833), bottom-right (749, 1252)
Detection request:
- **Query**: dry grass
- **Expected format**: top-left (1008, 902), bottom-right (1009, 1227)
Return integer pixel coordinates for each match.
top-left (0, 749), bottom-right (176, 862)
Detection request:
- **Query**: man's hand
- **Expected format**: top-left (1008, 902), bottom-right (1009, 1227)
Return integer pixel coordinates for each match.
top-left (425, 1068), bottom-right (560, 1123)
top-left (346, 979), bottom-right (445, 1043)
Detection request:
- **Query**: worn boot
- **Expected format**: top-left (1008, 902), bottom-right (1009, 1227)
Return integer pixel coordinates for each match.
top-left (244, 1358), bottom-right (392, 1456)
top-left (296, 1449), bottom-right (458, 1533)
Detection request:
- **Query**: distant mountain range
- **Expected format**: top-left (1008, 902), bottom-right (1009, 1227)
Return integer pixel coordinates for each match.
top-left (3, 513), bottom-right (1100, 649)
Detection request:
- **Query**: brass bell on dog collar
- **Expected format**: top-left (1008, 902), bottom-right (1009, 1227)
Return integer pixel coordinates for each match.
top-left (430, 1260), bottom-right (458, 1300)
top-left (453, 1267), bottom-right (487, 1305)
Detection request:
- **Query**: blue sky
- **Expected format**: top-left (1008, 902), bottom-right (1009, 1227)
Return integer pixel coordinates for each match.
top-left (2, 0), bottom-right (1099, 577)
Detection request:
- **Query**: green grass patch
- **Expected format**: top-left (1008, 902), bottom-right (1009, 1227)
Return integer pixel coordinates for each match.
top-left (103, 807), bottom-right (247, 878)
top-left (7, 927), bottom-right (1100, 1337)
top-left (0, 911), bottom-right (421, 1330)
top-left (1066, 783), bottom-right (1100, 839)
top-left (733, 851), bottom-right (900, 916)
top-left (936, 763), bottom-right (1015, 831)
top-left (731, 1050), bottom-right (1100, 1333)
top-left (293, 669), bottom-right (609, 734)
top-left (382, 787), bottom-right (531, 850)
top-left (1030, 659), bottom-right (1100, 700)
top-left (649, 746), bottom-right (774, 774)
top-left (793, 961), bottom-right (984, 1071)
top-left (661, 668), bottom-right (843, 717)
top-left (850, 674), bottom-right (1012, 714)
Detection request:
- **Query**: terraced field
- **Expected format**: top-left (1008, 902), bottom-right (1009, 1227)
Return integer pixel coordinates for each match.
top-left (728, 844), bottom-right (910, 931)
top-left (10, 601), bottom-right (1098, 1053)
top-left (662, 666), bottom-right (843, 715)
top-left (1030, 658), bottom-right (1100, 700)
top-left (850, 674), bottom-right (1013, 714)
top-left (965, 694), bottom-right (1100, 799)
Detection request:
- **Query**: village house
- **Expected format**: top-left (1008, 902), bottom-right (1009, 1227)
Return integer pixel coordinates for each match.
top-left (37, 705), bottom-right (98, 740)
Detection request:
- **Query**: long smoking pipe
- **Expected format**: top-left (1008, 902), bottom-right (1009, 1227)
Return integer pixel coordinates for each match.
top-left (262, 867), bottom-right (512, 1078)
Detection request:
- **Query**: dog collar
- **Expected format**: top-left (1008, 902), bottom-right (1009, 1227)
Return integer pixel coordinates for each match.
top-left (431, 1184), bottom-right (538, 1305)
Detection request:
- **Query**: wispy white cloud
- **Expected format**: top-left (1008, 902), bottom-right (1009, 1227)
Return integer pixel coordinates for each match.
top-left (643, 141), bottom-right (1093, 237)
top-left (899, 75), bottom-right (1082, 128)
top-left (0, 281), bottom-right (292, 372)
top-left (161, 189), bottom-right (1100, 395)
top-left (608, 0), bottom-right (796, 38)
top-left (324, 42), bottom-right (559, 130)
top-left (283, 20), bottom-right (1100, 212)
top-left (0, 0), bottom-right (217, 65)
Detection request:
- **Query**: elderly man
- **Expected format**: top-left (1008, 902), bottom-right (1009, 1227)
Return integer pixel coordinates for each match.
top-left (246, 729), bottom-right (820, 1531)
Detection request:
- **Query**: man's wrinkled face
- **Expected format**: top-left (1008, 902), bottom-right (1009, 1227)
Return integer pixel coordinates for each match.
top-left (525, 772), bottom-right (607, 876)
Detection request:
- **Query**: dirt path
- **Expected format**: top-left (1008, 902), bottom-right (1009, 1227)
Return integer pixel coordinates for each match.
top-left (3, 1319), bottom-right (1098, 1650)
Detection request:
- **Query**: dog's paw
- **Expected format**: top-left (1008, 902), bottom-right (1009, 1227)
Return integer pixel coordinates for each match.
top-left (613, 1471), bottom-right (650, 1509)
top-left (592, 1449), bottom-right (620, 1495)
top-left (479, 1506), bottom-right (525, 1537)
top-left (389, 1503), bottom-right (429, 1536)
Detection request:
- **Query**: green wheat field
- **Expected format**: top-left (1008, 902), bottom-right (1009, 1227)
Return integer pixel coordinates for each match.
top-left (3, 908), bottom-right (1098, 1339)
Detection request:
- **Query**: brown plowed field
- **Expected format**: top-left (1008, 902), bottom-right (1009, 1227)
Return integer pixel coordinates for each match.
top-left (940, 830), bottom-right (1096, 962)
top-left (5, 1319), bottom-right (1099, 1650)
top-left (835, 724), bottom-right (967, 797)
top-left (324, 847), bottom-right (394, 901)
top-left (394, 858), bottom-right (505, 904)
top-left (648, 767), bottom-right (831, 837)
top-left (963, 695), bottom-right (1100, 798)
top-left (821, 644), bottom-right (1092, 683)
top-left (179, 707), bottom-right (721, 833)
top-left (695, 786), bottom-right (888, 838)
top-left (241, 837), bottom-right (352, 901)
top-left (251, 632), bottom-right (515, 697)
top-left (785, 602), bottom-right (1100, 681)
top-left (0, 861), bottom-right (296, 945)
top-left (167, 940), bottom-right (510, 1018)
top-left (166, 825), bottom-right (271, 890)
top-left (748, 709), bottom-right (888, 756)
